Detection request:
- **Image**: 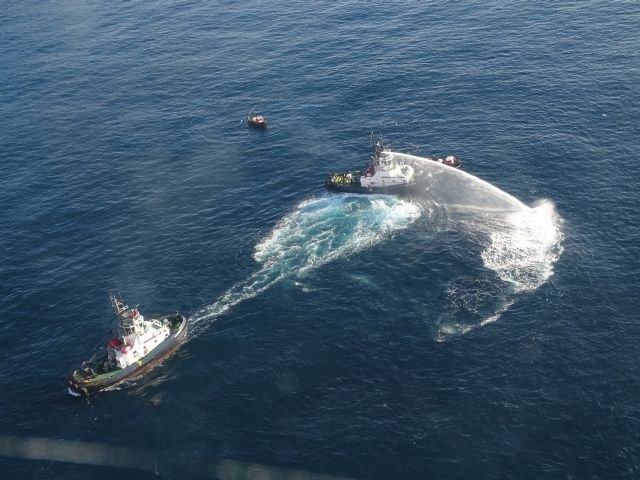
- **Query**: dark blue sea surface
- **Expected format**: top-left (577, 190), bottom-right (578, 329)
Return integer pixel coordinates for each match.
top-left (2, 1), bottom-right (640, 479)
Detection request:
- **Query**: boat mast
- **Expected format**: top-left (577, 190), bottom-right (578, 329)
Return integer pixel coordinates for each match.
top-left (110, 294), bottom-right (135, 337)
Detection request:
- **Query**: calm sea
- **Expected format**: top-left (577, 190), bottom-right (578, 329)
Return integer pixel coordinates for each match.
top-left (1, 1), bottom-right (639, 479)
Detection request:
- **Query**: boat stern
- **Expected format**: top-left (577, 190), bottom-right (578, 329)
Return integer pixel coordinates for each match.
top-left (325, 170), bottom-right (366, 193)
top-left (67, 373), bottom-right (90, 396)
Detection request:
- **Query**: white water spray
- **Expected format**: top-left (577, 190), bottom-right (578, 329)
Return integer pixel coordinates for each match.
top-left (391, 153), bottom-right (564, 340)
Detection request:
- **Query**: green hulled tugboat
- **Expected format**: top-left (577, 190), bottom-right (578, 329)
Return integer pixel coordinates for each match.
top-left (67, 295), bottom-right (188, 396)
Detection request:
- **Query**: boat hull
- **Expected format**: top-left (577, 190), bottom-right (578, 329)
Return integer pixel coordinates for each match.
top-left (67, 314), bottom-right (188, 395)
top-left (325, 172), bottom-right (422, 196)
top-left (247, 116), bottom-right (267, 128)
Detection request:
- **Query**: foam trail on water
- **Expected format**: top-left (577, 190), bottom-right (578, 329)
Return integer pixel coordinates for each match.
top-left (391, 153), bottom-right (564, 340)
top-left (480, 199), bottom-right (564, 293)
top-left (434, 200), bottom-right (563, 340)
top-left (191, 194), bottom-right (421, 333)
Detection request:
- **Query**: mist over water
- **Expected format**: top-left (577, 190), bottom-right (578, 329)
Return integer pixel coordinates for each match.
top-left (193, 153), bottom-right (563, 341)
top-left (403, 153), bottom-right (527, 211)
top-left (433, 200), bottom-right (564, 340)
top-left (399, 154), bottom-right (564, 339)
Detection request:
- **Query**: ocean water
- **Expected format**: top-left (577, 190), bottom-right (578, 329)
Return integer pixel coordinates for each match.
top-left (1, 1), bottom-right (639, 479)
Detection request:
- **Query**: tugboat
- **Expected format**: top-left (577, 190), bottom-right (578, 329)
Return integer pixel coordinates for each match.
top-left (325, 134), bottom-right (461, 195)
top-left (67, 295), bottom-right (188, 396)
top-left (325, 136), bottom-right (417, 194)
top-left (246, 113), bottom-right (267, 128)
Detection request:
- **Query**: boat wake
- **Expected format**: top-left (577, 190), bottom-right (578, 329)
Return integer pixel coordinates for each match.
top-left (190, 194), bottom-right (421, 334)
top-left (394, 153), bottom-right (564, 340)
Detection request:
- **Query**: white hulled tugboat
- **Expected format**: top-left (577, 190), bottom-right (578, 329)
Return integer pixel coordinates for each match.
top-left (325, 134), bottom-right (461, 195)
top-left (67, 295), bottom-right (188, 396)
top-left (326, 136), bottom-right (416, 194)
